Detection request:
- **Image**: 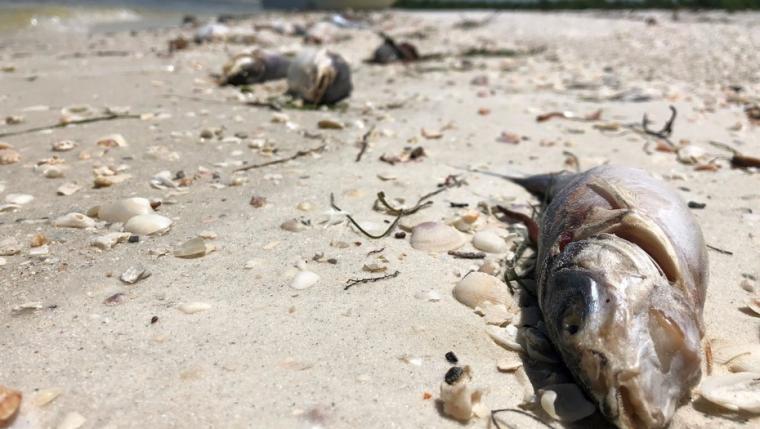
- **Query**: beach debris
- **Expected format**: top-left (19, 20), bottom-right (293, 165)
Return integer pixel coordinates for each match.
top-left (178, 302), bottom-right (211, 314)
top-left (471, 231), bottom-right (508, 253)
top-left (0, 385), bottom-right (21, 426)
top-left (317, 118), bottom-right (343, 129)
top-left (33, 388), bottom-right (62, 407)
top-left (369, 33), bottom-right (419, 64)
top-left (281, 218), bottom-right (309, 232)
top-left (445, 351), bottom-right (459, 364)
top-left (746, 105), bottom-right (760, 124)
top-left (410, 222), bottom-right (465, 252)
top-left (712, 342), bottom-right (760, 373)
top-left (5, 115), bottom-right (23, 125)
top-left (536, 109), bottom-right (601, 123)
top-left (448, 250), bottom-right (485, 259)
top-left (52, 212), bottom-right (96, 229)
top-left (120, 265), bottom-right (151, 284)
top-left (291, 270), bottom-right (320, 290)
top-left (676, 145), bottom-right (708, 165)
top-left (379, 146), bottom-right (426, 165)
top-left (124, 214), bottom-right (173, 236)
top-left (539, 384), bottom-right (596, 422)
top-left (287, 48), bottom-right (352, 105)
top-left (96, 133), bottom-right (128, 148)
top-left (710, 141), bottom-right (760, 169)
top-left (496, 357), bottom-right (522, 372)
top-left (496, 132), bottom-right (521, 144)
top-left (439, 366), bottom-right (487, 422)
top-left (453, 272), bottom-right (511, 309)
top-left (52, 140), bottom-right (77, 152)
top-left (696, 372), bottom-right (760, 413)
top-left (57, 411), bottom-right (86, 429)
top-left (103, 293), bottom-right (127, 306)
top-left (0, 238), bottom-right (21, 256)
top-left (174, 237), bottom-right (214, 258)
top-left (235, 144), bottom-right (326, 173)
top-left (249, 195), bottom-right (267, 207)
top-left (5, 193), bottom-right (33, 205)
top-left (486, 324), bottom-right (522, 352)
top-left (0, 148), bottom-right (20, 165)
top-left (57, 182), bottom-right (81, 196)
top-left (30, 233), bottom-right (48, 248)
top-left (11, 301), bottom-right (43, 314)
top-left (219, 50), bottom-right (290, 86)
top-left (748, 297), bottom-right (760, 317)
top-left (344, 270), bottom-right (400, 291)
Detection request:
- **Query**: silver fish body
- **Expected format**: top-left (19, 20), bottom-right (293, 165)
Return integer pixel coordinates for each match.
top-left (220, 50), bottom-right (291, 86)
top-left (517, 165), bottom-right (707, 428)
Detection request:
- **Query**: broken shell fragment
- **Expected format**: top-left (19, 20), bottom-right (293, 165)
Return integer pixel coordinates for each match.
top-left (486, 324), bottom-right (522, 352)
top-left (178, 302), bottom-right (211, 314)
top-left (52, 140), bottom-right (77, 152)
top-left (697, 372), bottom-right (760, 413)
top-left (287, 48), bottom-right (352, 105)
top-left (220, 50), bottom-right (290, 86)
top-left (174, 237), bottom-right (214, 258)
top-left (57, 182), bottom-right (81, 196)
top-left (57, 411), bottom-right (86, 429)
top-left (453, 272), bottom-right (511, 309)
top-left (539, 384), bottom-right (596, 422)
top-left (496, 357), bottom-right (522, 372)
top-left (33, 388), bottom-right (62, 407)
top-left (124, 214), bottom-right (172, 235)
top-left (90, 232), bottom-right (131, 250)
top-left (0, 238), bottom-right (21, 256)
top-left (5, 193), bottom-right (33, 205)
top-left (410, 222), bottom-right (465, 252)
top-left (96, 133), bottom-right (128, 148)
top-left (472, 230), bottom-right (508, 253)
top-left (0, 149), bottom-right (20, 165)
top-left (53, 212), bottom-right (96, 229)
top-left (291, 271), bottom-right (319, 290)
top-left (281, 218), bottom-right (308, 232)
top-left (0, 385), bottom-right (22, 426)
top-left (439, 366), bottom-right (484, 422)
top-left (120, 265), bottom-right (151, 284)
top-left (748, 297), bottom-right (760, 317)
top-left (96, 197), bottom-right (154, 223)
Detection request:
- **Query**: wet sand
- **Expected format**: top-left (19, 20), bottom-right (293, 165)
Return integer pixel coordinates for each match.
top-left (1, 10), bottom-right (760, 429)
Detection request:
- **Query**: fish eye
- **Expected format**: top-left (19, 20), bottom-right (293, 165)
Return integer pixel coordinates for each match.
top-left (562, 312), bottom-right (582, 336)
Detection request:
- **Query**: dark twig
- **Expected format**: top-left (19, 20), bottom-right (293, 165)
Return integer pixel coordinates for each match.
top-left (562, 150), bottom-right (580, 173)
top-left (367, 247), bottom-right (385, 256)
top-left (344, 270), bottom-right (400, 290)
top-left (491, 408), bottom-right (556, 429)
top-left (447, 251), bottom-right (486, 259)
top-left (642, 105), bottom-right (677, 140)
top-left (234, 144), bottom-right (326, 173)
top-left (355, 125), bottom-right (376, 162)
top-left (707, 244), bottom-right (733, 255)
top-left (0, 114), bottom-right (140, 139)
top-left (244, 100), bottom-right (283, 111)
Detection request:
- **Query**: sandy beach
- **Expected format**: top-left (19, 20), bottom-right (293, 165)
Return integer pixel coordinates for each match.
top-left (1, 9), bottom-right (760, 429)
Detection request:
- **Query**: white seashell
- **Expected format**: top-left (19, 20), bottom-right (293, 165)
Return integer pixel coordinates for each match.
top-left (291, 271), bottom-right (319, 290)
top-left (748, 297), bottom-right (760, 317)
top-left (178, 302), bottom-right (211, 314)
top-left (539, 384), bottom-right (596, 422)
top-left (281, 218), bottom-right (308, 232)
top-left (697, 372), bottom-right (760, 413)
top-left (53, 212), bottom-right (96, 229)
top-left (42, 165), bottom-right (65, 178)
top-left (96, 133), bottom-right (128, 148)
top-left (5, 193), bottom-right (33, 205)
top-left (90, 232), bottom-right (131, 250)
top-left (120, 265), bottom-right (150, 284)
top-left (0, 238), bottom-right (21, 256)
top-left (57, 182), bottom-right (81, 196)
top-left (97, 198), bottom-right (154, 223)
top-left (297, 201), bottom-right (313, 211)
top-left (410, 222), bottom-right (465, 252)
top-left (496, 357), bottom-right (522, 372)
top-left (676, 145), bottom-right (707, 165)
top-left (439, 366), bottom-right (484, 422)
top-left (174, 237), bottom-right (214, 258)
top-left (486, 324), bottom-right (522, 352)
top-left (479, 302), bottom-right (512, 326)
top-left (33, 387), bottom-right (62, 407)
top-left (453, 272), bottom-right (512, 309)
top-left (478, 258), bottom-right (501, 275)
top-left (52, 140), bottom-right (77, 152)
top-left (57, 411), bottom-right (86, 429)
top-left (472, 230), bottom-right (508, 253)
top-left (713, 342), bottom-right (760, 373)
top-left (124, 214), bottom-right (172, 236)
top-left (29, 244), bottom-right (49, 256)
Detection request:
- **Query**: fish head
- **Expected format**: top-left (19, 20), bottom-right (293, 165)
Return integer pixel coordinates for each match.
top-left (541, 234), bottom-right (702, 428)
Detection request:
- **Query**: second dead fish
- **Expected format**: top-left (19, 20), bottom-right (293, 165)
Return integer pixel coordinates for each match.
top-left (220, 50), bottom-right (291, 86)
top-left (287, 48), bottom-right (352, 105)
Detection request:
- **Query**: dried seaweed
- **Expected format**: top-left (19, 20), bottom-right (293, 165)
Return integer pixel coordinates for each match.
top-left (344, 270), bottom-right (400, 290)
top-left (234, 144), bottom-right (326, 173)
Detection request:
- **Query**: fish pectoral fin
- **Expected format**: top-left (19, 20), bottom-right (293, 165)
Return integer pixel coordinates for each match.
top-left (572, 207), bottom-right (629, 241)
top-left (587, 179), bottom-right (636, 209)
top-left (615, 212), bottom-right (683, 287)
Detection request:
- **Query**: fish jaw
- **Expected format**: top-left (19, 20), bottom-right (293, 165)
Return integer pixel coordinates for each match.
top-left (541, 235), bottom-right (702, 428)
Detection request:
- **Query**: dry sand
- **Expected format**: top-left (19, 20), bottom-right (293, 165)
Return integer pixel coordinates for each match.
top-left (1, 9), bottom-right (760, 429)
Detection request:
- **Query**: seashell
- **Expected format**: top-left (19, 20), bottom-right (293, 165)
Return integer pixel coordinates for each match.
top-left (0, 149), bottom-right (20, 165)
top-left (29, 244), bottom-right (49, 256)
top-left (5, 193), bottom-right (33, 205)
top-left (53, 212), bottom-right (96, 229)
top-left (496, 357), bottom-right (522, 372)
top-left (676, 145), bottom-right (707, 165)
top-left (174, 237), bottom-right (214, 258)
top-left (57, 182), bottom-right (81, 196)
top-left (410, 222), bottom-right (465, 252)
top-left (52, 140), bottom-right (77, 152)
top-left (713, 342), bottom-right (760, 373)
top-left (178, 302), bottom-right (211, 314)
top-left (11, 301), bottom-right (43, 314)
top-left (478, 302), bottom-right (512, 326)
top-left (478, 258), bottom-right (501, 275)
top-left (96, 133), bottom-right (128, 148)
top-left (296, 202), bottom-right (313, 212)
top-left (439, 366), bottom-right (485, 422)
top-left (43, 165), bottom-right (65, 178)
top-left (33, 388), bottom-right (62, 407)
top-left (220, 50), bottom-right (290, 86)
top-left (281, 218), bottom-right (309, 232)
top-left (124, 214), bottom-right (172, 236)
top-left (31, 233), bottom-right (48, 247)
top-left (472, 230), bottom-right (508, 253)
top-left (317, 118), bottom-right (344, 129)
top-left (120, 265), bottom-right (150, 284)
top-left (291, 271), bottom-right (319, 290)
top-left (748, 297), bottom-right (760, 317)
top-left (96, 198), bottom-right (153, 223)
top-left (0, 384), bottom-right (22, 425)
top-left (287, 48), bottom-right (352, 105)
top-left (93, 173), bottom-right (131, 188)
top-left (539, 384), bottom-right (596, 422)
top-left (57, 411), bottom-right (86, 429)
top-left (90, 232), bottom-right (130, 250)
top-left (697, 372), bottom-right (760, 413)
top-left (453, 272), bottom-right (511, 309)
top-left (0, 238), bottom-right (21, 256)
top-left (486, 324), bottom-right (522, 352)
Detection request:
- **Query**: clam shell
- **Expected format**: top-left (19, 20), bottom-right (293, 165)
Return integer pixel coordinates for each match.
top-left (53, 212), bottom-right (96, 229)
top-left (453, 272), bottom-right (511, 309)
top-left (539, 384), bottom-right (596, 422)
top-left (697, 372), bottom-right (760, 413)
top-left (472, 230), bottom-right (508, 253)
top-left (291, 271), bottom-right (319, 290)
top-left (496, 357), bottom-right (522, 372)
top-left (33, 388), bottom-right (61, 407)
top-left (0, 384), bottom-right (22, 424)
top-left (410, 222), bottom-right (464, 252)
top-left (178, 302), bottom-right (211, 314)
top-left (124, 214), bottom-right (172, 235)
top-left (174, 237), bottom-right (214, 258)
top-left (97, 197), bottom-right (154, 223)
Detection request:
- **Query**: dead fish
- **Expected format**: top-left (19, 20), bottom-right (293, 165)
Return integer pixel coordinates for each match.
top-left (220, 50), bottom-right (291, 86)
top-left (287, 48), bottom-right (352, 105)
top-left (501, 165), bottom-right (707, 429)
top-left (369, 33), bottom-right (419, 64)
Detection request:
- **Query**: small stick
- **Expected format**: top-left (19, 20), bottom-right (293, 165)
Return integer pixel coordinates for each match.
top-left (491, 408), bottom-right (555, 429)
top-left (367, 247), bottom-right (385, 256)
top-left (344, 270), bottom-right (400, 290)
top-left (234, 144), bottom-right (326, 173)
top-left (447, 251), bottom-right (486, 259)
top-left (355, 125), bottom-right (376, 162)
top-left (0, 114), bottom-right (140, 139)
top-left (642, 105), bottom-right (677, 139)
top-left (706, 244), bottom-right (733, 255)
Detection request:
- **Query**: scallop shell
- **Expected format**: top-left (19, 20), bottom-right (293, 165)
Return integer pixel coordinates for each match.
top-left (96, 198), bottom-right (154, 223)
top-left (453, 272), bottom-right (511, 309)
top-left (472, 230), bottom-right (508, 253)
top-left (697, 372), bottom-right (760, 413)
top-left (410, 222), bottom-right (465, 252)
top-left (291, 271), bottom-right (319, 290)
top-left (539, 384), bottom-right (596, 422)
top-left (287, 48), bottom-right (352, 105)
top-left (53, 212), bottom-right (96, 229)
top-left (124, 214), bottom-right (172, 235)
top-left (0, 385), bottom-right (21, 425)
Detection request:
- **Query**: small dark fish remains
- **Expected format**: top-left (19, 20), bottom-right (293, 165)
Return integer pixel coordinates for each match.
top-left (369, 33), bottom-right (420, 64)
top-left (287, 48), bottom-right (352, 105)
top-left (219, 50), bottom-right (291, 86)
top-left (509, 165), bottom-right (707, 428)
